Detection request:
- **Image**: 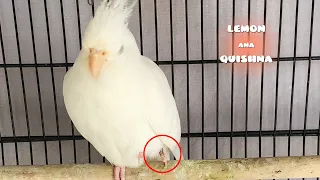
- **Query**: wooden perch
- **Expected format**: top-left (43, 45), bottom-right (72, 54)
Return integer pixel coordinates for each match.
top-left (1, 155), bottom-right (320, 180)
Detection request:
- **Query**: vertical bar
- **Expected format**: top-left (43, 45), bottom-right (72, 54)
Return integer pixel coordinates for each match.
top-left (287, 0), bottom-right (299, 160)
top-left (76, 0), bottom-right (82, 48)
top-left (138, 0), bottom-right (143, 55)
top-left (273, 0), bottom-right (283, 159)
top-left (215, 0), bottom-right (219, 159)
top-left (88, 142), bottom-right (91, 163)
top-left (43, 0), bottom-right (63, 164)
top-left (302, 2), bottom-right (314, 179)
top-left (317, 112), bottom-right (320, 180)
top-left (0, 23), bottom-right (6, 165)
top-left (11, 0), bottom-right (33, 165)
top-left (185, 0), bottom-right (190, 159)
top-left (91, 0), bottom-right (95, 17)
top-left (200, 0), bottom-right (205, 160)
top-left (0, 8), bottom-right (18, 166)
top-left (152, 0), bottom-right (164, 159)
top-left (230, 0), bottom-right (235, 159)
top-left (169, 0), bottom-right (174, 95)
top-left (59, 0), bottom-right (77, 164)
top-left (27, 0), bottom-right (48, 164)
top-left (154, 0), bottom-right (159, 64)
top-left (169, 0), bottom-right (175, 160)
top-left (302, 0), bottom-right (315, 156)
top-left (0, 133), bottom-right (4, 165)
top-left (89, 1), bottom-right (96, 163)
top-left (59, 0), bottom-right (68, 89)
top-left (259, 0), bottom-right (267, 158)
top-left (76, 0), bottom-right (96, 164)
top-left (244, 0), bottom-right (251, 159)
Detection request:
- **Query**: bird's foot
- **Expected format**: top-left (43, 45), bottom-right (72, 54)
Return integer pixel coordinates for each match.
top-left (113, 166), bottom-right (126, 180)
top-left (159, 149), bottom-right (167, 168)
top-left (137, 152), bottom-right (144, 165)
top-left (138, 152), bottom-right (144, 159)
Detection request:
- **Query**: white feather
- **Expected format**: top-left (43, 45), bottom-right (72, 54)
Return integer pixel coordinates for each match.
top-left (63, 0), bottom-right (182, 168)
top-left (82, 0), bottom-right (138, 55)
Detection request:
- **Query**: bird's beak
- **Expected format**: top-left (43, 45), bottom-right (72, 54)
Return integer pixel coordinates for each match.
top-left (89, 48), bottom-right (107, 79)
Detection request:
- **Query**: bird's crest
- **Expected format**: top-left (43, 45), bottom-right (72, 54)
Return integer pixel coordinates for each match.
top-left (82, 0), bottom-right (138, 54)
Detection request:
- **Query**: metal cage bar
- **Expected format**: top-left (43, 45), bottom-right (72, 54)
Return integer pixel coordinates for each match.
top-left (43, 0), bottom-right (63, 164)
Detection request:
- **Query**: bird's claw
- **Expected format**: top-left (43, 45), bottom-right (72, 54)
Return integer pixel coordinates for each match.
top-left (163, 161), bottom-right (168, 169)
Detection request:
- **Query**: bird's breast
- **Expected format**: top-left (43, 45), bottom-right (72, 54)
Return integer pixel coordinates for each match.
top-left (63, 67), bottom-right (164, 167)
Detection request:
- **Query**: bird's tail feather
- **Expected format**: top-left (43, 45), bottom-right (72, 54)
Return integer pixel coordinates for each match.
top-left (170, 144), bottom-right (184, 161)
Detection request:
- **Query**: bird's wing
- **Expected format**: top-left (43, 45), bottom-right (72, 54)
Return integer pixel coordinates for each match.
top-left (141, 56), bottom-right (183, 161)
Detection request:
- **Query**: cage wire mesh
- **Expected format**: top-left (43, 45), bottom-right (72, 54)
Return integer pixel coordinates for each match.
top-left (0, 0), bottom-right (320, 178)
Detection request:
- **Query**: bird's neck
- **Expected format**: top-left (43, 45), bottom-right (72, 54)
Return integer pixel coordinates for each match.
top-left (121, 29), bottom-right (141, 57)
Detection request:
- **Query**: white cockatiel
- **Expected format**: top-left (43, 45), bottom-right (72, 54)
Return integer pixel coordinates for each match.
top-left (62, 0), bottom-right (183, 179)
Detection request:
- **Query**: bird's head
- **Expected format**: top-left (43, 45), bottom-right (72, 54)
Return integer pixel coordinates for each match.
top-left (80, 0), bottom-right (139, 79)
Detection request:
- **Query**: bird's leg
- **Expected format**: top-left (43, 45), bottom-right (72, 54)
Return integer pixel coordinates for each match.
top-left (120, 167), bottom-right (126, 180)
top-left (159, 149), bottom-right (167, 168)
top-left (113, 166), bottom-right (120, 180)
top-left (113, 166), bottom-right (126, 180)
top-left (138, 152), bottom-right (143, 160)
